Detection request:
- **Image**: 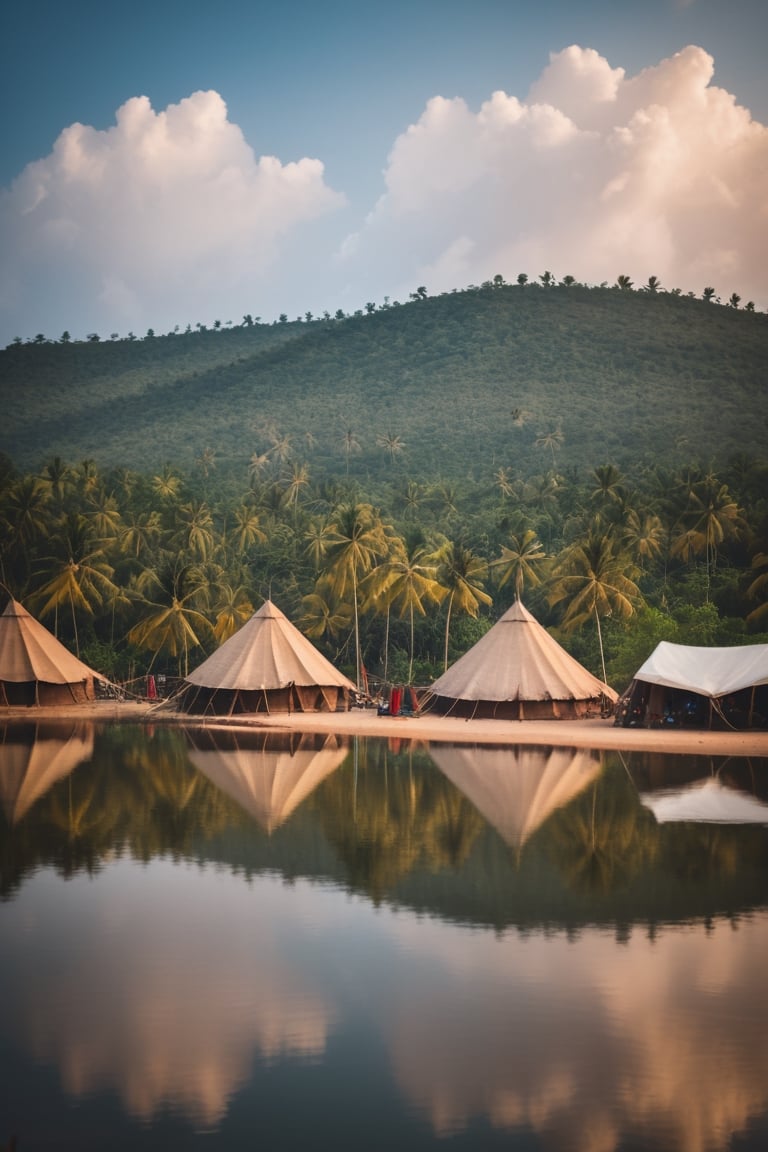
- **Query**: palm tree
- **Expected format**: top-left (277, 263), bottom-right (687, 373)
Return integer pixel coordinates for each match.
top-left (535, 427), bottom-right (564, 468)
top-left (435, 539), bottom-right (491, 671)
top-left (671, 478), bottom-right (744, 599)
top-left (152, 466), bottom-right (183, 503)
top-left (118, 510), bottom-right (162, 561)
top-left (375, 533), bottom-right (445, 683)
top-left (32, 512), bottom-right (119, 654)
top-left (493, 466), bottom-right (516, 500)
top-left (196, 447), bottom-right (217, 478)
top-left (702, 286), bottom-right (716, 302)
top-left (173, 500), bottom-right (215, 562)
top-left (615, 274), bottom-right (634, 290)
top-left (281, 461), bottom-right (311, 521)
top-left (127, 562), bottom-right (213, 677)
top-left (491, 529), bottom-right (548, 600)
top-left (643, 276), bottom-right (662, 293)
top-left (339, 428), bottom-right (361, 475)
top-left (298, 583), bottom-right (353, 642)
top-left (0, 475), bottom-right (51, 586)
top-left (377, 432), bottom-right (406, 465)
top-left (590, 464), bottom-right (625, 508)
top-left (229, 503), bottom-right (267, 555)
top-left (392, 479), bottom-right (424, 520)
top-left (622, 510), bottom-right (665, 572)
top-left (321, 504), bottom-right (390, 688)
top-left (39, 456), bottom-right (73, 503)
top-left (84, 489), bottom-right (122, 544)
top-left (746, 552), bottom-right (768, 627)
top-left (549, 534), bottom-right (642, 684)
top-left (211, 581), bottom-right (254, 643)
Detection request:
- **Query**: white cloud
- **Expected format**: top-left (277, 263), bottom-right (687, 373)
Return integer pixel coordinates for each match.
top-left (2, 46), bottom-right (766, 344)
top-left (342, 44), bottom-right (768, 308)
top-left (0, 91), bottom-right (345, 340)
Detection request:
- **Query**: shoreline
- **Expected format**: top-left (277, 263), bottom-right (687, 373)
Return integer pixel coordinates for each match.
top-left (2, 701), bottom-right (768, 756)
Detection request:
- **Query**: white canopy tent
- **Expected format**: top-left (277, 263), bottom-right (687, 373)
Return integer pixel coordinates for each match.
top-left (617, 641), bottom-right (768, 729)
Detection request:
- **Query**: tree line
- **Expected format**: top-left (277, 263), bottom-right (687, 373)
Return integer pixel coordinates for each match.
top-left (1, 446), bottom-right (766, 693)
top-left (7, 270), bottom-right (762, 347)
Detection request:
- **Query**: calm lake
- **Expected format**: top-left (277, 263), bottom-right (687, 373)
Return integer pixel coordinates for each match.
top-left (1, 721), bottom-right (767, 1151)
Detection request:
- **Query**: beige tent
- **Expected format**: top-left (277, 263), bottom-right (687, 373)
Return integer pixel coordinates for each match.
top-left (178, 599), bottom-right (356, 715)
top-left (430, 743), bottom-right (603, 852)
top-left (186, 728), bottom-right (348, 832)
top-left (422, 599), bottom-right (617, 720)
top-left (0, 598), bottom-right (101, 706)
top-left (0, 721), bottom-right (95, 824)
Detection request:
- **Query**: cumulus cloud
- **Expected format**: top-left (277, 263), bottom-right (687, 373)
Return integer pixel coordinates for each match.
top-left (2, 46), bottom-right (766, 344)
top-left (0, 90), bottom-right (344, 340)
top-left (342, 44), bottom-right (768, 308)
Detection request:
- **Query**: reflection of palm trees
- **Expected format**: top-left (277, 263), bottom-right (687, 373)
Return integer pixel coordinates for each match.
top-left (546, 768), bottom-right (657, 895)
top-left (319, 745), bottom-right (482, 903)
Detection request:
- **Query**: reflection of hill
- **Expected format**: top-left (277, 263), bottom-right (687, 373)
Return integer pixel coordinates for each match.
top-left (381, 910), bottom-right (768, 1149)
top-left (185, 728), bottom-right (348, 833)
top-left (0, 721), bottom-right (94, 824)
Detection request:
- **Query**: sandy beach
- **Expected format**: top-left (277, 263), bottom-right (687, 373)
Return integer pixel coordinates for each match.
top-left (3, 700), bottom-right (768, 757)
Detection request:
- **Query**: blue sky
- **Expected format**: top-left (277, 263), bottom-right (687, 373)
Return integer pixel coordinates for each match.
top-left (1, 0), bottom-right (766, 343)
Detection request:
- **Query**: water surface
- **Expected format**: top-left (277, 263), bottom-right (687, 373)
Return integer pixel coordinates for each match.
top-left (1, 721), bottom-right (767, 1150)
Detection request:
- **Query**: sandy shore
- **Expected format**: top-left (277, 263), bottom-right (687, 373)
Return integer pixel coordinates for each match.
top-left (2, 700), bottom-right (768, 757)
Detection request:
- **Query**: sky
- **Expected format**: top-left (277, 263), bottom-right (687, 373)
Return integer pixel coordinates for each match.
top-left (1, 0), bottom-right (766, 345)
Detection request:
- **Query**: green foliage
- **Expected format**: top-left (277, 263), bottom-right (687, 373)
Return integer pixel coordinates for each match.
top-left (2, 286), bottom-right (765, 488)
top-left (1, 283), bottom-right (766, 690)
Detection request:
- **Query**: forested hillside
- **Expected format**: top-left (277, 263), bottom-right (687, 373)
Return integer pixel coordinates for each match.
top-left (3, 283), bottom-right (766, 486)
top-left (1, 281), bottom-right (767, 696)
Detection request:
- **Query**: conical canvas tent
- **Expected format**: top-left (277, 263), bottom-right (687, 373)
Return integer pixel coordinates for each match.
top-left (186, 728), bottom-right (348, 833)
top-left (616, 640), bottom-right (768, 729)
top-left (0, 598), bottom-right (101, 706)
top-left (430, 743), bottom-right (603, 852)
top-left (422, 599), bottom-right (617, 720)
top-left (0, 721), bottom-right (95, 824)
top-left (178, 600), bottom-right (356, 715)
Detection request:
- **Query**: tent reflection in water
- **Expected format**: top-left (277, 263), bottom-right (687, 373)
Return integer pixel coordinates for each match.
top-left (617, 640), bottom-right (768, 729)
top-left (640, 778), bottom-right (768, 825)
top-left (177, 600), bottom-right (356, 716)
top-left (0, 597), bottom-right (102, 706)
top-left (430, 743), bottom-right (603, 854)
top-left (186, 728), bottom-right (348, 833)
top-left (0, 721), bottom-right (95, 825)
top-left (422, 599), bottom-right (617, 720)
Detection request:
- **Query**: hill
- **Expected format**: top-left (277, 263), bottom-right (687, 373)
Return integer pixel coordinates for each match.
top-left (2, 284), bottom-right (767, 489)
